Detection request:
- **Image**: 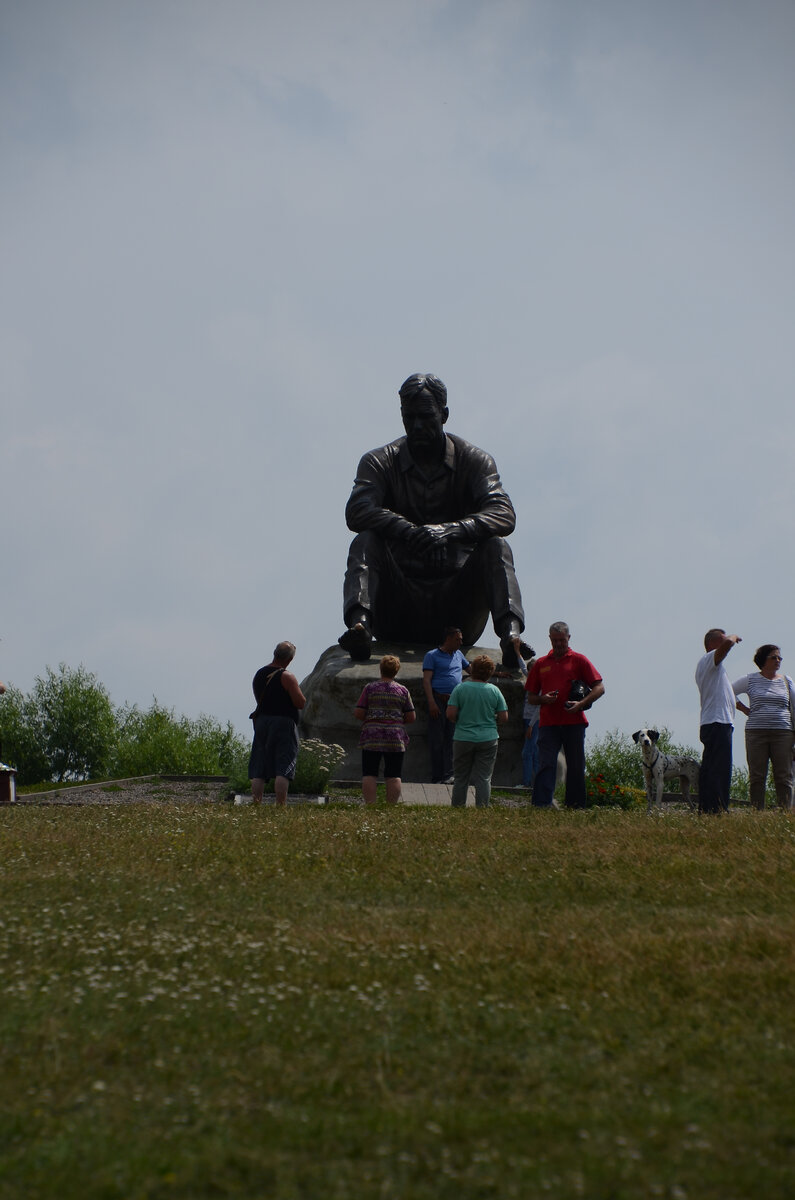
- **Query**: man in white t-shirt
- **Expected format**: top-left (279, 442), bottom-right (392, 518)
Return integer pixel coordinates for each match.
top-left (695, 628), bottom-right (742, 814)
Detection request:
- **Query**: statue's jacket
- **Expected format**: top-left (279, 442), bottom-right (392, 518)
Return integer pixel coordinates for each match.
top-left (345, 433), bottom-right (517, 549)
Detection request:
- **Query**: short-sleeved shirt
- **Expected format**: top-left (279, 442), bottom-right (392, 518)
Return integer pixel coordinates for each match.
top-left (422, 646), bottom-right (470, 695)
top-left (448, 680), bottom-right (508, 742)
top-left (356, 679), bottom-right (415, 752)
top-left (695, 650), bottom-right (735, 726)
top-left (526, 649), bottom-right (602, 727)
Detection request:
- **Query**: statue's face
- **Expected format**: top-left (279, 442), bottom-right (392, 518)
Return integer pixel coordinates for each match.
top-left (401, 388), bottom-right (448, 455)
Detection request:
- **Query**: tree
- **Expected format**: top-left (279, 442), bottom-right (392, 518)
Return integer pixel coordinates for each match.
top-left (30, 664), bottom-right (116, 782)
top-left (0, 684), bottom-right (51, 784)
top-left (112, 701), bottom-right (249, 778)
top-left (1, 663), bottom-right (249, 786)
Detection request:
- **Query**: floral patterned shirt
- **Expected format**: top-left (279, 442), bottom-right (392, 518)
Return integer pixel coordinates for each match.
top-left (356, 679), bottom-right (415, 752)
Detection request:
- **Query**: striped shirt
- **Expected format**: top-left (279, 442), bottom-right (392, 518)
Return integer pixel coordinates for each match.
top-left (732, 673), bottom-right (795, 731)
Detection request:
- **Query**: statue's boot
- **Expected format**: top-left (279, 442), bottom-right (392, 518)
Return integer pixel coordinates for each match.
top-left (338, 624), bottom-right (373, 661)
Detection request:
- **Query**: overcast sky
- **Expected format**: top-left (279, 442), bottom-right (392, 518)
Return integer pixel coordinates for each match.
top-left (3, 0), bottom-right (794, 754)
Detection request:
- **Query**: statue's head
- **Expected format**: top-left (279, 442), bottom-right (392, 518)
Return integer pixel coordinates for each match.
top-left (399, 373), bottom-right (447, 408)
top-left (399, 373), bottom-right (449, 456)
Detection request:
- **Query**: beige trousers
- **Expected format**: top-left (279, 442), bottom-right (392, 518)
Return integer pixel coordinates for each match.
top-left (744, 727), bottom-right (794, 809)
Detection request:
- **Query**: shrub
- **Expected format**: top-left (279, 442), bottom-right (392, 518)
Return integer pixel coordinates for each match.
top-left (584, 772), bottom-right (645, 810)
top-left (226, 736), bottom-right (346, 797)
top-left (584, 726), bottom-right (759, 806)
top-left (0, 665), bottom-right (250, 785)
top-left (0, 665), bottom-right (117, 784)
top-left (112, 702), bottom-right (249, 778)
top-left (292, 738), bottom-right (346, 794)
top-left (585, 727), bottom-right (645, 795)
top-left (584, 726), bottom-right (704, 808)
top-left (0, 685), bottom-right (51, 784)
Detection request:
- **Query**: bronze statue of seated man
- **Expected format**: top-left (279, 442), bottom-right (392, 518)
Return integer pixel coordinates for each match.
top-left (339, 373), bottom-right (529, 664)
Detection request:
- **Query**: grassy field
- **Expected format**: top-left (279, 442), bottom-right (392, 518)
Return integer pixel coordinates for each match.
top-left (1, 802), bottom-right (794, 1199)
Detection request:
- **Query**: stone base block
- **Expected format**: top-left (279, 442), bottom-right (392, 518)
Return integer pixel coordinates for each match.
top-left (300, 643), bottom-right (527, 786)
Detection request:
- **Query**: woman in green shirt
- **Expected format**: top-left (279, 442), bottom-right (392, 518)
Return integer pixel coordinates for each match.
top-left (446, 655), bottom-right (508, 808)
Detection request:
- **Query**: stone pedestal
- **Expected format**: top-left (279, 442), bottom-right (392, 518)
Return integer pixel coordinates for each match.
top-left (300, 643), bottom-right (527, 786)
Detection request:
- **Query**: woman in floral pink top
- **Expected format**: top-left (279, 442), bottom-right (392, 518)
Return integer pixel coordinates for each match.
top-left (354, 656), bottom-right (416, 804)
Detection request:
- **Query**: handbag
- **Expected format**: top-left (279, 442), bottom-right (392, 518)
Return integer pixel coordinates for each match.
top-left (784, 674), bottom-right (795, 756)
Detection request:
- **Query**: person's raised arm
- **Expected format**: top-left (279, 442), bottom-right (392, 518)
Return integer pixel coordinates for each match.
top-left (714, 634), bottom-right (742, 665)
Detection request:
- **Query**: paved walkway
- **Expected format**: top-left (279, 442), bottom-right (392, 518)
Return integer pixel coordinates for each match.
top-left (398, 783), bottom-right (472, 806)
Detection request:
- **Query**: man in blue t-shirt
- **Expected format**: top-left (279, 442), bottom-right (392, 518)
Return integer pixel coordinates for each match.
top-left (422, 626), bottom-right (470, 782)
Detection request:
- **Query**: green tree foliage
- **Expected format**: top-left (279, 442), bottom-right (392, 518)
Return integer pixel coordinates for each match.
top-left (35, 664), bottom-right (117, 782)
top-left (0, 665), bottom-right (116, 784)
top-left (111, 702), bottom-right (249, 778)
top-left (0, 665), bottom-right (249, 785)
top-left (0, 684), bottom-right (51, 784)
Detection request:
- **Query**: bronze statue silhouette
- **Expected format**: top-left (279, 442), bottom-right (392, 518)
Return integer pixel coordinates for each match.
top-left (339, 373), bottom-right (528, 663)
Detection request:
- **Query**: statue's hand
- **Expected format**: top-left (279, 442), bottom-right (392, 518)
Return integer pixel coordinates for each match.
top-left (405, 524), bottom-right (450, 569)
top-left (407, 524), bottom-right (449, 550)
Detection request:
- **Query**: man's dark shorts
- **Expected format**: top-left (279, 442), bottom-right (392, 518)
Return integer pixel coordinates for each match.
top-left (249, 715), bottom-right (299, 780)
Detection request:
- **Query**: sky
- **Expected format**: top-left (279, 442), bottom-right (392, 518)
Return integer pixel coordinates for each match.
top-left (2, 0), bottom-right (795, 754)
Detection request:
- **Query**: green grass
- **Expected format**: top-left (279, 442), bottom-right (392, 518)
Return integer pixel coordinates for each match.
top-left (1, 805), bottom-right (794, 1199)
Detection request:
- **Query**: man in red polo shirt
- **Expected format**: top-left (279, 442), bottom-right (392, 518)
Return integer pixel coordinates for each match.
top-left (525, 621), bottom-right (605, 808)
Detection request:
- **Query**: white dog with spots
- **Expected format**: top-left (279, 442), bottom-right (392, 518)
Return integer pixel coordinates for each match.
top-left (632, 728), bottom-right (700, 812)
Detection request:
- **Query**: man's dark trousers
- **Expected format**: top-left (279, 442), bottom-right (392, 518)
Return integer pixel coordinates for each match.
top-left (534, 725), bottom-right (587, 809)
top-left (428, 691), bottom-right (455, 782)
top-left (699, 722), bottom-right (733, 813)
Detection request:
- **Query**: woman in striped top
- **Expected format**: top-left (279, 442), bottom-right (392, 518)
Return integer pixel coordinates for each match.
top-left (733, 645), bottom-right (795, 810)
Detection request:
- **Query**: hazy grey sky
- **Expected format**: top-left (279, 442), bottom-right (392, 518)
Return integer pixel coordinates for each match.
top-left (3, 0), bottom-right (794, 752)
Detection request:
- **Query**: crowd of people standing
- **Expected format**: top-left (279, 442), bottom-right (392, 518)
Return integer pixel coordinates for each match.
top-left (244, 626), bottom-right (795, 813)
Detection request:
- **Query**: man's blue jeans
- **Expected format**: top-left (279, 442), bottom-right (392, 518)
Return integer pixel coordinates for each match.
top-left (522, 719), bottom-right (539, 788)
top-left (534, 725), bottom-right (587, 808)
